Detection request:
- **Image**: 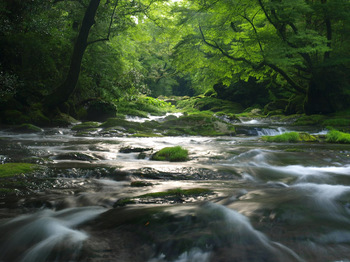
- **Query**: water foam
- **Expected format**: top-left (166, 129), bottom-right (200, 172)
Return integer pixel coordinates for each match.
top-left (0, 207), bottom-right (106, 262)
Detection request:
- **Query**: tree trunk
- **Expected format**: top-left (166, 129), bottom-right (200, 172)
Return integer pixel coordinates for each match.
top-left (44, 0), bottom-right (100, 109)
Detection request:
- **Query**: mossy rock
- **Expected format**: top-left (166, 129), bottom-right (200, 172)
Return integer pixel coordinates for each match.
top-left (262, 132), bottom-right (317, 143)
top-left (52, 113), bottom-right (79, 127)
top-left (293, 115), bottom-right (326, 126)
top-left (11, 123), bottom-right (43, 133)
top-left (263, 99), bottom-right (288, 115)
top-left (162, 113), bottom-right (236, 136)
top-left (299, 132), bottom-right (317, 142)
top-left (71, 122), bottom-right (100, 131)
top-left (0, 163), bottom-right (38, 178)
top-left (28, 109), bottom-right (51, 126)
top-left (151, 146), bottom-right (189, 162)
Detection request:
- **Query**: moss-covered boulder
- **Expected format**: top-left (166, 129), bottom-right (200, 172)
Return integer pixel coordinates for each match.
top-left (11, 124), bottom-right (43, 133)
top-left (51, 113), bottom-right (78, 127)
top-left (162, 113), bottom-right (236, 136)
top-left (71, 121), bottom-right (100, 131)
top-left (151, 146), bottom-right (189, 162)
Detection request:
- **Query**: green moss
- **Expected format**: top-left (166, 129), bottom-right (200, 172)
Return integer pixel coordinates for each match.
top-left (130, 133), bottom-right (163, 137)
top-left (72, 122), bottom-right (100, 131)
top-left (263, 132), bottom-right (317, 143)
top-left (28, 109), bottom-right (51, 126)
top-left (0, 163), bottom-right (38, 178)
top-left (12, 123), bottom-right (43, 133)
top-left (162, 112), bottom-right (235, 136)
top-left (299, 132), bottom-right (317, 142)
top-left (293, 115), bottom-right (326, 126)
top-left (262, 132), bottom-right (300, 143)
top-left (326, 130), bottom-right (350, 143)
top-left (52, 113), bottom-right (79, 127)
top-left (176, 96), bottom-right (243, 114)
top-left (152, 146), bottom-right (189, 162)
top-left (322, 118), bottom-right (350, 127)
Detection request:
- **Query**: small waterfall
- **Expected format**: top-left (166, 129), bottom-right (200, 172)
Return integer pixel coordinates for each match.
top-left (257, 127), bottom-right (288, 136)
top-left (0, 207), bottom-right (106, 262)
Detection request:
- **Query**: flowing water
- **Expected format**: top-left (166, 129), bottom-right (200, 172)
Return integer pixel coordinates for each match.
top-left (1, 122), bottom-right (350, 262)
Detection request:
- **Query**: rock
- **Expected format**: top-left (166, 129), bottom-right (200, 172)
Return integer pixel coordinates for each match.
top-left (119, 147), bottom-right (153, 153)
top-left (52, 152), bottom-right (98, 162)
top-left (11, 123), bottom-right (43, 133)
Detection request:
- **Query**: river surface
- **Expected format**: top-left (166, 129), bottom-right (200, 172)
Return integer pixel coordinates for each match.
top-left (1, 121), bottom-right (350, 262)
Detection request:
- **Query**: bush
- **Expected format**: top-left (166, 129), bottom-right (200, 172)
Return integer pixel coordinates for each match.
top-left (151, 146), bottom-right (189, 162)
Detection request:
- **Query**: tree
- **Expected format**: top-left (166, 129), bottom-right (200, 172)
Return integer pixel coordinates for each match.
top-left (172, 0), bottom-right (350, 113)
top-left (44, 0), bottom-right (164, 110)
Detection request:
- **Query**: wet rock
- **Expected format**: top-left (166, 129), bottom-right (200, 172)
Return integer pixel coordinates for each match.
top-left (52, 152), bottom-right (98, 162)
top-left (119, 146), bottom-right (153, 153)
top-left (11, 123), bottom-right (43, 133)
top-left (130, 181), bottom-right (153, 187)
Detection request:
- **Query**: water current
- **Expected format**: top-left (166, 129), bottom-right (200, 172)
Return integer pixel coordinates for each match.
top-left (1, 120), bottom-right (350, 262)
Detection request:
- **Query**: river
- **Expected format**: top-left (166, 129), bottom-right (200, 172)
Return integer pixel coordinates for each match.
top-left (1, 120), bottom-right (350, 262)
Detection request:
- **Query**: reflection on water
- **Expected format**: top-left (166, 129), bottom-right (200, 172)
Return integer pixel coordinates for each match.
top-left (1, 125), bottom-right (350, 261)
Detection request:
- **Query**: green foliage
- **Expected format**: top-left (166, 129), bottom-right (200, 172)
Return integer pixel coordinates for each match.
top-left (117, 96), bottom-right (174, 116)
top-left (0, 163), bottom-right (38, 178)
top-left (326, 130), bottom-right (350, 144)
top-left (176, 96), bottom-right (243, 114)
top-left (152, 146), bottom-right (189, 162)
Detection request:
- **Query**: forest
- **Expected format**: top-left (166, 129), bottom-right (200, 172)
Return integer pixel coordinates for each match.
top-left (2, 1), bottom-right (350, 262)
top-left (1, 0), bottom-right (350, 126)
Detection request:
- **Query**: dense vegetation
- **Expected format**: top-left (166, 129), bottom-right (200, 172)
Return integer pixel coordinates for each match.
top-left (1, 0), bottom-right (350, 125)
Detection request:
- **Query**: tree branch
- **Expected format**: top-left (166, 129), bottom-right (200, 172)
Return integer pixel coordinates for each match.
top-left (199, 26), bottom-right (260, 68)
top-left (87, 0), bottom-right (119, 46)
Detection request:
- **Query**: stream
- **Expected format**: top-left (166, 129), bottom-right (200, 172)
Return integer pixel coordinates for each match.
top-left (1, 120), bottom-right (350, 262)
